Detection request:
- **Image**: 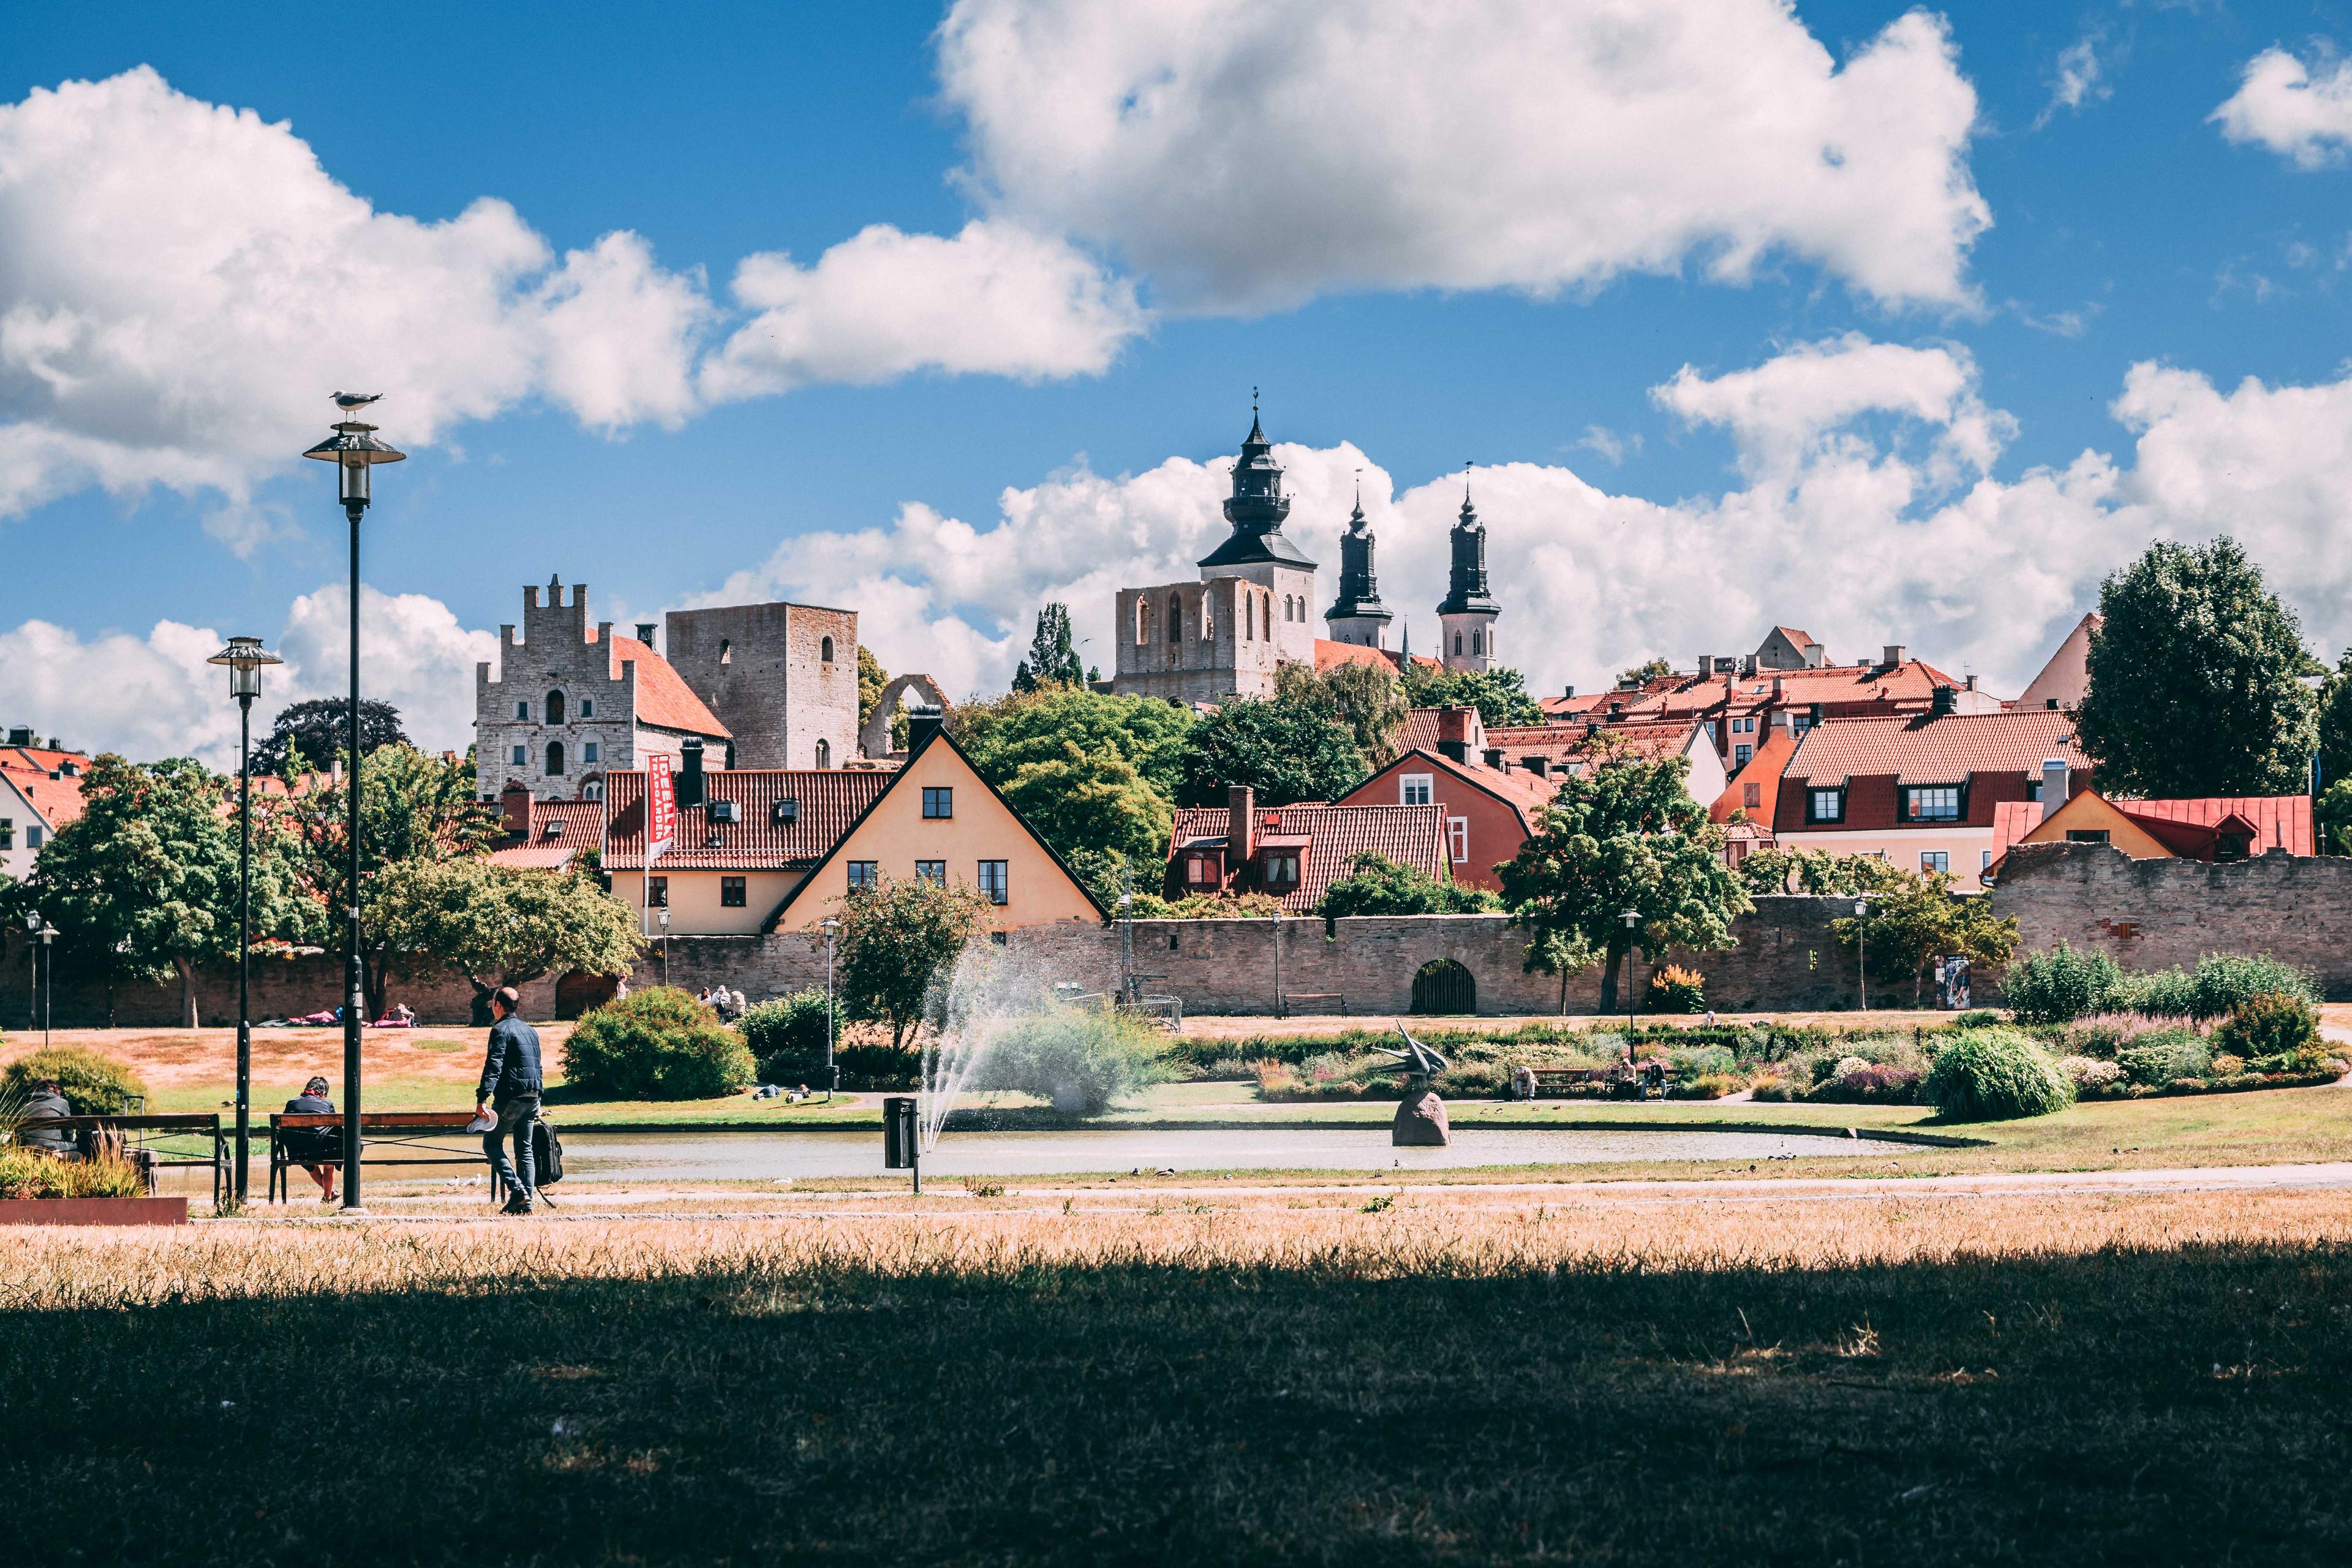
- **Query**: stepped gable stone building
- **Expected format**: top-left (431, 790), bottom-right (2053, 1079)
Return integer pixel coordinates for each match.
top-left (475, 578), bottom-right (731, 802)
top-left (663, 600), bottom-right (858, 771)
top-left (1111, 407), bottom-right (1502, 701)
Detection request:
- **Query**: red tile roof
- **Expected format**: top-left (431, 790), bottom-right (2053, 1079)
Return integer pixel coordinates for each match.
top-left (594, 630), bottom-right (730, 738)
top-left (1488, 720), bottom-right (1703, 767)
top-left (1313, 638), bottom-right (1439, 676)
top-left (1772, 626), bottom-right (1819, 650)
top-left (1783, 710), bottom-right (2089, 786)
top-left (1, 761), bottom-right (86, 829)
top-left (604, 767), bottom-right (889, 870)
top-left (1169, 801), bottom-right (1450, 912)
top-left (1359, 747), bottom-right (1555, 826)
top-left (1711, 725), bottom-right (1795, 824)
top-left (2117, 794), bottom-right (2312, 856)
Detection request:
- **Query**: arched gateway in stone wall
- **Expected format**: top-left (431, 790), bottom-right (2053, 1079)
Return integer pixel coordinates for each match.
top-left (859, 673), bottom-right (949, 759)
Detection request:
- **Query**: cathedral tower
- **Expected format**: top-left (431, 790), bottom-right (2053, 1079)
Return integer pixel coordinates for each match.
top-left (1322, 485), bottom-right (1393, 648)
top-left (1436, 483), bottom-right (1500, 673)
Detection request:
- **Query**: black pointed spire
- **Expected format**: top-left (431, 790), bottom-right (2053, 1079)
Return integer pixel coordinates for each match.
top-left (1437, 482), bottom-right (1498, 617)
top-left (1197, 399), bottom-right (1315, 570)
top-left (1324, 471), bottom-right (1391, 633)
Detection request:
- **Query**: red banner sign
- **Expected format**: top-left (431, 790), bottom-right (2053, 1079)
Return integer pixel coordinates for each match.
top-left (646, 753), bottom-right (676, 862)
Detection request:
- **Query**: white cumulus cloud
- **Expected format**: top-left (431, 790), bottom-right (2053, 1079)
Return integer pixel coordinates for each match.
top-left (937, 0), bottom-right (1989, 311)
top-left (701, 221), bottom-right (1146, 402)
top-left (2215, 45), bottom-right (2352, 167)
top-left (0, 583), bottom-right (494, 768)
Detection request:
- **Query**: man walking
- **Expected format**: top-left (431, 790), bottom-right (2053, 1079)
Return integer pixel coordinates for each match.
top-left (475, 986), bottom-right (543, 1215)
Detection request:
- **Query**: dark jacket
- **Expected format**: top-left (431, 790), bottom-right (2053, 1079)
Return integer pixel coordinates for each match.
top-left (478, 1014), bottom-right (543, 1102)
top-left (284, 1093), bottom-right (335, 1117)
top-left (19, 1089), bottom-right (74, 1153)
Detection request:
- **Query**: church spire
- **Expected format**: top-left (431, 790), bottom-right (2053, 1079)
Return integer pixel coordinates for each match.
top-left (1197, 397), bottom-right (1316, 572)
top-left (1322, 468), bottom-right (1392, 646)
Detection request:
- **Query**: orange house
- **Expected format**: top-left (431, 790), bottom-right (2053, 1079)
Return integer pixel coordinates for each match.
top-left (1988, 790), bottom-right (2312, 878)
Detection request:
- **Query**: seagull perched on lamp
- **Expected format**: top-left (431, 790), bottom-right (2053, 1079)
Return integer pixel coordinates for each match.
top-left (330, 391), bottom-right (383, 413)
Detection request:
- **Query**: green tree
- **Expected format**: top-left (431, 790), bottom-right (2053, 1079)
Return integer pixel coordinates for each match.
top-left (2316, 647), bottom-right (2352, 808)
top-left (857, 644), bottom-right (889, 734)
top-left (368, 858), bottom-right (642, 998)
top-left (999, 742), bottom-right (1172, 864)
top-left (1177, 696), bottom-right (1368, 807)
top-left (1828, 867), bottom-right (2019, 1006)
top-left (2074, 537), bottom-right (2319, 796)
top-left (1400, 662), bottom-right (1545, 726)
top-left (1616, 655), bottom-right (1675, 686)
top-left (251, 697), bottom-right (409, 775)
top-left (1495, 748), bottom-right (1751, 1012)
top-left (11, 755), bottom-right (320, 1026)
top-left (1011, 602), bottom-right (1087, 693)
top-left (834, 875), bottom-right (995, 1048)
top-left (1317, 853), bottom-right (1501, 917)
top-left (1736, 845), bottom-right (1908, 897)
top-left (1275, 661), bottom-right (1411, 764)
top-left (2318, 778), bottom-right (2352, 856)
top-left (952, 687), bottom-right (1196, 801)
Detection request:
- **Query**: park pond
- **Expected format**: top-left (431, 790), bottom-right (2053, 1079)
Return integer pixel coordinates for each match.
top-left (549, 1126), bottom-right (1918, 1182)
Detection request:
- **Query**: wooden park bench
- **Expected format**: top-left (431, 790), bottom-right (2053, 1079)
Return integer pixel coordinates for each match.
top-left (268, 1111), bottom-right (500, 1204)
top-left (1522, 1066), bottom-right (1681, 1100)
top-left (13, 1114), bottom-right (228, 1206)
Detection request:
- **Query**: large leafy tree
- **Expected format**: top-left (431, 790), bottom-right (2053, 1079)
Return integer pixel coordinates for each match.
top-left (2316, 648), bottom-right (2352, 807)
top-left (252, 698), bottom-right (409, 775)
top-left (1275, 661), bottom-right (1410, 765)
top-left (368, 859), bottom-right (642, 997)
top-left (1000, 741), bottom-right (1172, 864)
top-left (952, 687), bottom-right (1196, 801)
top-left (1616, 655), bottom-right (1674, 687)
top-left (10, 755), bottom-right (320, 1026)
top-left (1736, 845), bottom-right (1909, 897)
top-left (1828, 868), bottom-right (2019, 1007)
top-left (857, 644), bottom-right (890, 733)
top-left (1317, 853), bottom-right (1500, 917)
top-left (1011, 603), bottom-right (1087, 693)
top-left (2074, 537), bottom-right (2318, 796)
top-left (1176, 696), bottom-right (1368, 807)
top-left (834, 875), bottom-right (995, 1049)
top-left (1496, 748), bottom-right (1751, 1012)
top-left (1400, 662), bottom-right (1545, 726)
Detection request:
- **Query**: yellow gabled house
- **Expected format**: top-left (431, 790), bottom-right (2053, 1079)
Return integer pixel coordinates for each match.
top-left (603, 715), bottom-right (1107, 934)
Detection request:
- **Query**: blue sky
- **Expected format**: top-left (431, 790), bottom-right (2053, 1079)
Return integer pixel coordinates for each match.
top-left (7, 1), bottom-right (2352, 762)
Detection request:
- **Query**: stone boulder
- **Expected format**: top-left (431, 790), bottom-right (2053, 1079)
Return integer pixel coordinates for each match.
top-left (1392, 1088), bottom-right (1450, 1147)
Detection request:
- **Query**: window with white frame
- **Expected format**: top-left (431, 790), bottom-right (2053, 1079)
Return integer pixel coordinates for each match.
top-left (1905, 785), bottom-right (1961, 821)
top-left (1920, 851), bottom-right (1949, 875)
top-left (1807, 787), bottom-right (1843, 824)
top-left (1447, 817), bottom-right (1469, 863)
top-left (1401, 774), bottom-right (1434, 807)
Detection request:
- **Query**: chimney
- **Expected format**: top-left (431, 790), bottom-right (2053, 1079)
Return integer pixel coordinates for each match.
top-left (1805, 643), bottom-right (1825, 668)
top-left (1525, 756), bottom-right (1549, 779)
top-left (1808, 703), bottom-right (1824, 725)
top-left (1771, 676), bottom-right (1785, 700)
top-left (1436, 704), bottom-right (1480, 763)
top-left (1227, 785), bottom-right (1257, 865)
top-left (1882, 644), bottom-right (1906, 667)
top-left (1561, 684), bottom-right (1575, 699)
top-left (1931, 684), bottom-right (1958, 716)
top-left (500, 780), bottom-right (532, 837)
top-left (634, 622), bottom-right (657, 644)
top-left (678, 737), bottom-right (706, 808)
top-left (1741, 655), bottom-right (1758, 677)
top-left (1482, 747), bottom-right (1507, 772)
top-left (2040, 758), bottom-right (2068, 822)
top-left (906, 705), bottom-right (944, 752)
top-left (1965, 673), bottom-right (1978, 691)
top-left (1698, 654), bottom-right (1713, 680)
top-left (4, 726), bottom-right (29, 745)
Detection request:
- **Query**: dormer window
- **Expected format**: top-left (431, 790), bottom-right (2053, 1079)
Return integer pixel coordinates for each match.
top-left (541, 821), bottom-right (564, 839)
top-left (1806, 786), bottom-right (1845, 825)
top-left (1902, 785), bottom-right (1962, 823)
top-left (1185, 854), bottom-right (1219, 888)
top-left (772, 798), bottom-right (800, 826)
top-left (1261, 851), bottom-right (1300, 891)
top-left (709, 800), bottom-right (741, 824)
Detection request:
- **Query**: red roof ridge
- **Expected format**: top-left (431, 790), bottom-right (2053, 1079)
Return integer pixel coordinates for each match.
top-left (607, 634), bottom-right (731, 739)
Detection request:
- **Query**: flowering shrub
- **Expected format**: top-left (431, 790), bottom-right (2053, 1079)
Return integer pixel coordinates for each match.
top-left (2214, 992), bottom-right (2322, 1067)
top-left (1645, 965), bottom-right (1706, 1014)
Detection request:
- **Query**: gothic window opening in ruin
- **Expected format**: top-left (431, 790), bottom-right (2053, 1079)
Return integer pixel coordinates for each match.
top-left (720, 638), bottom-right (733, 665)
top-left (815, 738), bottom-right (832, 769)
top-left (1470, 630), bottom-right (1482, 655)
top-left (545, 741), bottom-right (566, 775)
top-left (1167, 595), bottom-right (1182, 645)
top-left (545, 690), bottom-right (566, 725)
top-left (1200, 597), bottom-right (1213, 639)
top-left (1136, 599), bottom-right (1152, 644)
top-left (1411, 958), bottom-right (1476, 1015)
top-left (821, 636), bottom-right (835, 662)
top-left (1245, 596), bottom-right (1254, 641)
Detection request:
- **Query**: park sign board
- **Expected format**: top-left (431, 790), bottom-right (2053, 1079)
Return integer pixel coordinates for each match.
top-left (646, 753), bottom-right (676, 862)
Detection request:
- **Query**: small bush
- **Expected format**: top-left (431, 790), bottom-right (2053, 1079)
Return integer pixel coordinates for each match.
top-left (2185, 954), bottom-right (2318, 1019)
top-left (2209, 1053), bottom-right (2245, 1077)
top-left (2122, 966), bottom-right (2198, 1017)
top-left (1673, 1071), bottom-right (1746, 1100)
top-left (1953, 1009), bottom-right (2003, 1028)
top-left (2116, 1030), bottom-right (2214, 1088)
top-left (2059, 1056), bottom-right (2124, 1095)
top-left (0, 1147), bottom-right (144, 1200)
top-left (2214, 991), bottom-right (2323, 1068)
top-left (0, 1045), bottom-right (149, 1115)
top-left (969, 1004), bottom-right (1169, 1115)
top-left (2002, 944), bottom-right (2128, 1024)
top-left (739, 990), bottom-right (836, 1081)
top-left (1924, 1027), bottom-right (2074, 1121)
top-left (562, 987), bottom-right (756, 1101)
top-left (1645, 965), bottom-right (1706, 1014)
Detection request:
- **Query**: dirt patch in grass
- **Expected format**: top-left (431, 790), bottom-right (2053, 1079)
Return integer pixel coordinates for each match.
top-left (5, 1190), bottom-right (2351, 1564)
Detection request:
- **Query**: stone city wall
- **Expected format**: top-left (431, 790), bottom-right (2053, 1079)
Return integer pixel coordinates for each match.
top-left (1987, 841), bottom-right (2352, 998)
top-left (0, 899), bottom-right (1868, 1027)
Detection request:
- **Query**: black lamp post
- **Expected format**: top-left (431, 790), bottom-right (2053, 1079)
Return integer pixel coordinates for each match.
top-left (207, 636), bottom-right (281, 1205)
top-left (1855, 897), bottom-right (1870, 1011)
top-left (23, 912), bottom-right (52, 1048)
top-left (1619, 908), bottom-right (1640, 1038)
top-left (303, 399), bottom-right (403, 1213)
top-left (821, 916), bottom-right (840, 1101)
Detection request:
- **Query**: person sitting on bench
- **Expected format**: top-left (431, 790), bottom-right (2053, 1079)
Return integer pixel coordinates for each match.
top-left (17, 1077), bottom-right (76, 1158)
top-left (284, 1076), bottom-right (341, 1202)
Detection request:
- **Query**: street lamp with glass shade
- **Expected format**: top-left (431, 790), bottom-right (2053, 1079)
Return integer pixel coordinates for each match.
top-left (303, 397), bottom-right (404, 1213)
top-left (1853, 898), bottom-right (1871, 1011)
top-left (23, 911), bottom-right (53, 1049)
top-left (206, 635), bottom-right (282, 1206)
top-left (820, 916), bottom-right (841, 1101)
top-left (1619, 908), bottom-right (1640, 1042)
